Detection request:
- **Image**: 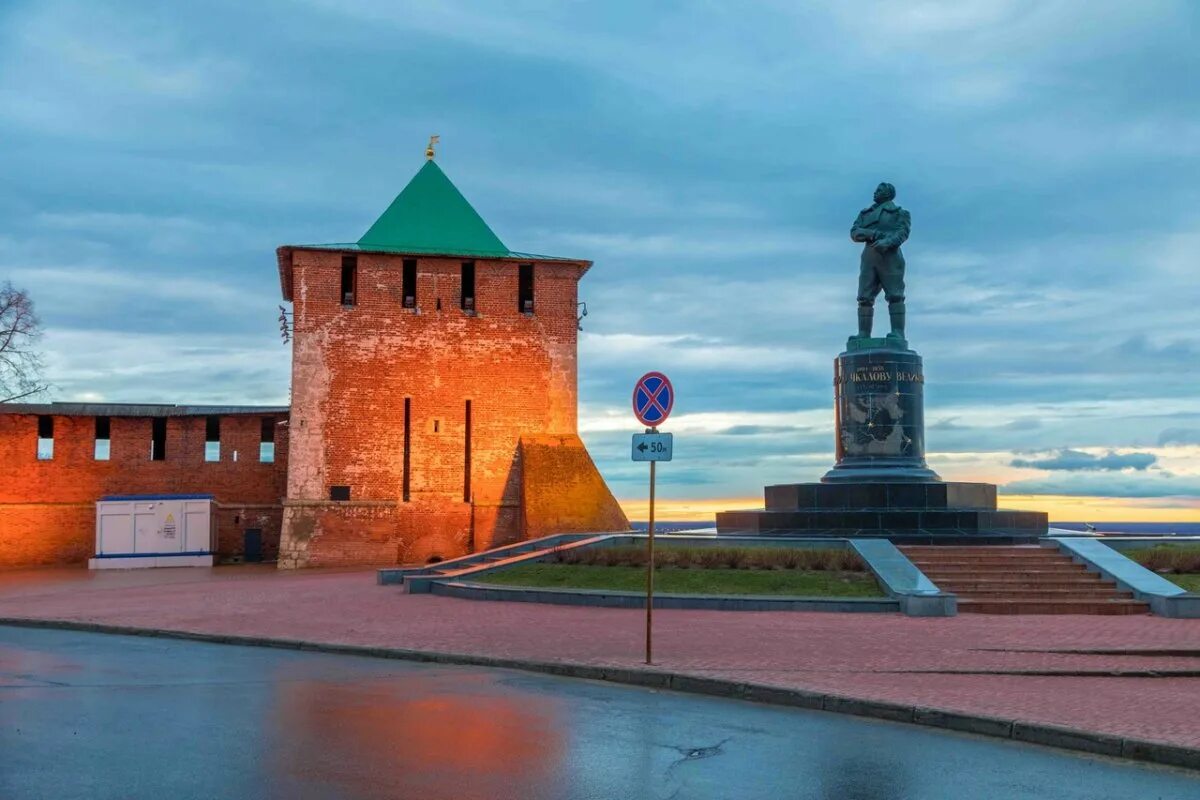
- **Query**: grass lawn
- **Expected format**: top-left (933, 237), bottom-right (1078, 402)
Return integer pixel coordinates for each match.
top-left (472, 563), bottom-right (884, 597)
top-left (1168, 574), bottom-right (1200, 593)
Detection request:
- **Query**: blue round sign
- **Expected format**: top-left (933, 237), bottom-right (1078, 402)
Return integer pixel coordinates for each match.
top-left (633, 372), bottom-right (674, 427)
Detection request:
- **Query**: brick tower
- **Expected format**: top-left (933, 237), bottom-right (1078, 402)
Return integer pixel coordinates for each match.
top-left (276, 148), bottom-right (627, 568)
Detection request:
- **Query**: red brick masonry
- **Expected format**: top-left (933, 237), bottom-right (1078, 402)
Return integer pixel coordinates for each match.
top-left (1, 567), bottom-right (1196, 750)
top-left (0, 411), bottom-right (288, 567)
top-left (278, 249), bottom-right (627, 568)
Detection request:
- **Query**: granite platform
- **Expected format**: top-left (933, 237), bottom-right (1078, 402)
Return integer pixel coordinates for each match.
top-left (716, 480), bottom-right (1049, 543)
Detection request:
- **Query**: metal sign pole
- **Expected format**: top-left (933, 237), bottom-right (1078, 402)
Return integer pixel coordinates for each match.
top-left (631, 371), bottom-right (672, 667)
top-left (646, 426), bottom-right (656, 665)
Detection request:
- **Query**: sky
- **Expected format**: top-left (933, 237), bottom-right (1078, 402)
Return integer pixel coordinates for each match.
top-left (2, 0), bottom-right (1198, 522)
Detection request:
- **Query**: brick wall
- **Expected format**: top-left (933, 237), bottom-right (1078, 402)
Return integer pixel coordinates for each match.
top-left (0, 412), bottom-right (288, 568)
top-left (282, 499), bottom-right (472, 568)
top-left (280, 249), bottom-right (625, 568)
top-left (0, 503), bottom-right (95, 568)
top-left (520, 434), bottom-right (630, 539)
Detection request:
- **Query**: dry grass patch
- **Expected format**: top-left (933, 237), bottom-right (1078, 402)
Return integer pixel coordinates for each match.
top-left (1124, 545), bottom-right (1200, 592)
top-left (552, 545), bottom-right (865, 572)
top-left (1125, 544), bottom-right (1200, 574)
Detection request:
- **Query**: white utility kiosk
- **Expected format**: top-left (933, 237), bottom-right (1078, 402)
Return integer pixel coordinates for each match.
top-left (89, 494), bottom-right (217, 569)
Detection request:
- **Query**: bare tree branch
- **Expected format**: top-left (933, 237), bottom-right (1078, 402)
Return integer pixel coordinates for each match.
top-left (0, 282), bottom-right (46, 402)
top-left (0, 387), bottom-right (47, 404)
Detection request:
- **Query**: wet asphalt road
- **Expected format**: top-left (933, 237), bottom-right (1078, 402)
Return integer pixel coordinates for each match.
top-left (1, 626), bottom-right (1197, 800)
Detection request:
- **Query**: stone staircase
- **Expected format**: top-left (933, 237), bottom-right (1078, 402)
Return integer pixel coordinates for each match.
top-left (900, 545), bottom-right (1149, 614)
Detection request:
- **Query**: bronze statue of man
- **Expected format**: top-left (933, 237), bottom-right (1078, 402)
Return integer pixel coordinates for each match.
top-left (850, 182), bottom-right (910, 342)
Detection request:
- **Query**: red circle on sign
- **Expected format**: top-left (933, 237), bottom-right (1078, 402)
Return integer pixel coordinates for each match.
top-left (632, 371), bottom-right (674, 427)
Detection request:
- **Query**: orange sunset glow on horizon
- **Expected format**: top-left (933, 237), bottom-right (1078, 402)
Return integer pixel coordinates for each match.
top-left (619, 495), bottom-right (1200, 525)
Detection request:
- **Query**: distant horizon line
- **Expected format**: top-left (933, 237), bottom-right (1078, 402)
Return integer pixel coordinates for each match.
top-left (617, 494), bottom-right (1200, 525)
top-left (627, 520), bottom-right (1200, 525)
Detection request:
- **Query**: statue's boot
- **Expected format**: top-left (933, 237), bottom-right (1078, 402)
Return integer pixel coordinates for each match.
top-left (857, 304), bottom-right (873, 338)
top-left (887, 301), bottom-right (905, 340)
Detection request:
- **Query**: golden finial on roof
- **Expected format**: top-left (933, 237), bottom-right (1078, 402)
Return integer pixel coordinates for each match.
top-left (426, 135), bottom-right (440, 160)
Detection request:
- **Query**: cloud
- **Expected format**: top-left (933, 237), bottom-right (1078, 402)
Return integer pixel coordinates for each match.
top-left (1010, 449), bottom-right (1157, 472)
top-left (1158, 428), bottom-right (1200, 447)
top-left (540, 229), bottom-right (842, 260)
top-left (716, 425), bottom-right (800, 436)
top-left (580, 332), bottom-right (825, 373)
top-left (0, 2), bottom-right (245, 139)
top-left (579, 406), bottom-right (829, 436)
top-left (1003, 472), bottom-right (1200, 499)
top-left (40, 328), bottom-right (289, 406)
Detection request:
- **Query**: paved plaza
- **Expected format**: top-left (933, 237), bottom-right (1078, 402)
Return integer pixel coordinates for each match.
top-left (0, 566), bottom-right (1198, 751)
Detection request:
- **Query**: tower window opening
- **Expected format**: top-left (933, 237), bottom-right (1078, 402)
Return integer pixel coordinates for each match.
top-left (402, 259), bottom-right (417, 308)
top-left (341, 255), bottom-right (357, 306)
top-left (205, 415), bottom-right (221, 462)
top-left (259, 417), bottom-right (275, 463)
top-left (461, 261), bottom-right (476, 311)
top-left (36, 415), bottom-right (53, 460)
top-left (95, 416), bottom-right (111, 461)
top-left (151, 417), bottom-right (167, 461)
top-left (518, 263), bottom-right (534, 313)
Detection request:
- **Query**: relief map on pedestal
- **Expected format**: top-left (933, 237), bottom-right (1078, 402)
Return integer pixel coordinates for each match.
top-left (837, 365), bottom-right (922, 458)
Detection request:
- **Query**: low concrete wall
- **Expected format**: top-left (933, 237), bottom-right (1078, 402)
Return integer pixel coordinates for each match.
top-left (431, 581), bottom-right (901, 612)
top-left (377, 532), bottom-right (594, 585)
top-left (392, 534), bottom-right (955, 615)
top-left (850, 539), bottom-right (957, 616)
top-left (1051, 537), bottom-right (1200, 618)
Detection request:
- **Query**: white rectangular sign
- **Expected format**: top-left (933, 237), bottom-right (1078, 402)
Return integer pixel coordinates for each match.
top-left (632, 432), bottom-right (673, 462)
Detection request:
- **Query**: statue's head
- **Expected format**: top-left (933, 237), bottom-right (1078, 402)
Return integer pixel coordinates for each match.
top-left (874, 182), bottom-right (896, 204)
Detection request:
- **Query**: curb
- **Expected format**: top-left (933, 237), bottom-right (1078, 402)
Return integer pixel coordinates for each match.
top-left (432, 580), bottom-right (902, 613)
top-left (2, 616), bottom-right (1197, 773)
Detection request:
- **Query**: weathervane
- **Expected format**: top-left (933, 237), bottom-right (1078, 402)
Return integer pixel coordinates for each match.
top-left (425, 134), bottom-right (440, 160)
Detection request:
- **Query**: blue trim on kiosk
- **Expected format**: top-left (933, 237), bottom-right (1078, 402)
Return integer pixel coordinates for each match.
top-left (100, 494), bottom-right (215, 501)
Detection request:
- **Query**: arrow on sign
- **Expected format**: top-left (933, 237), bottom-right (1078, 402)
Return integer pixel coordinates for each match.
top-left (636, 442), bottom-right (648, 453)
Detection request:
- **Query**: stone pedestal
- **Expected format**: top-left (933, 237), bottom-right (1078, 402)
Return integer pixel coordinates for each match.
top-left (715, 341), bottom-right (1049, 543)
top-left (822, 346), bottom-right (940, 483)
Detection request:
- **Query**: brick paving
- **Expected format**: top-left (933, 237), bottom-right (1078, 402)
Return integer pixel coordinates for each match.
top-left (1, 566), bottom-right (1198, 747)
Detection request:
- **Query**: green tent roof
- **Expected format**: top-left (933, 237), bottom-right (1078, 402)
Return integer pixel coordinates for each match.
top-left (358, 160), bottom-right (510, 255)
top-left (278, 160), bottom-right (588, 304)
